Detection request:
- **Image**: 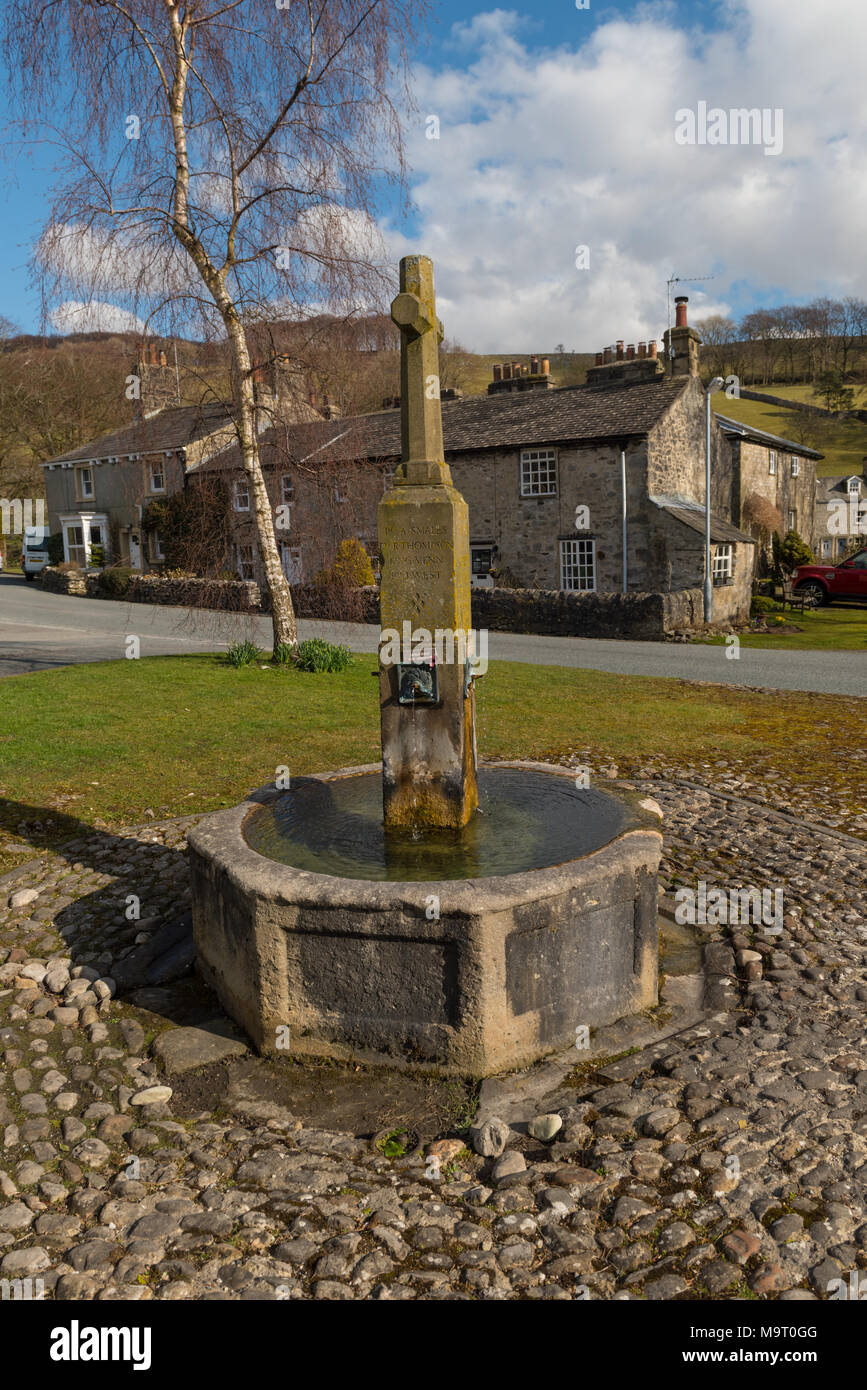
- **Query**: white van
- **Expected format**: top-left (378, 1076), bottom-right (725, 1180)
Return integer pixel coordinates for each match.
top-left (22, 528), bottom-right (50, 581)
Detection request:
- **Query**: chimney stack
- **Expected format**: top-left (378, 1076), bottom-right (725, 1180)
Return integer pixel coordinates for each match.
top-left (616, 340), bottom-right (624, 360)
top-left (541, 358), bottom-right (550, 375)
top-left (492, 363), bottom-right (502, 381)
top-left (626, 344), bottom-right (635, 360)
top-left (663, 300), bottom-right (701, 377)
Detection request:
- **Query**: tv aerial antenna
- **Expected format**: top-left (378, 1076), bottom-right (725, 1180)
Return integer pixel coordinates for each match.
top-left (665, 272), bottom-right (716, 355)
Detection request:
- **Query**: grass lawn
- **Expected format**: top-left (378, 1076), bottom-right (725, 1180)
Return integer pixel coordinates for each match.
top-left (711, 389), bottom-right (867, 477)
top-left (699, 603), bottom-right (867, 651)
top-left (1, 653), bottom-right (865, 860)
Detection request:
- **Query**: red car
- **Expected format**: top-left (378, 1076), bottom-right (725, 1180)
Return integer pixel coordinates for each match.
top-left (794, 548), bottom-right (867, 604)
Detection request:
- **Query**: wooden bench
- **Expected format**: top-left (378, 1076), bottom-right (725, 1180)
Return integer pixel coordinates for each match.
top-left (781, 578), bottom-right (818, 613)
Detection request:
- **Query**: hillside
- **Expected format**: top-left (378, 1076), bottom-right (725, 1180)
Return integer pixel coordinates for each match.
top-left (710, 387), bottom-right (867, 477)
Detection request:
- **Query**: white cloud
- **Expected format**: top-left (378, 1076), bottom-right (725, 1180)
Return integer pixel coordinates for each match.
top-left (48, 300), bottom-right (145, 334)
top-left (384, 1), bottom-right (867, 351)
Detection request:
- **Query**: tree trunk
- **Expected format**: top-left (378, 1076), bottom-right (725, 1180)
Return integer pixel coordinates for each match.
top-left (223, 313), bottom-right (298, 653)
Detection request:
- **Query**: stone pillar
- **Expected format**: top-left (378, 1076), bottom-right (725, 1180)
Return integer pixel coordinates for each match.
top-left (378, 255), bottom-right (479, 830)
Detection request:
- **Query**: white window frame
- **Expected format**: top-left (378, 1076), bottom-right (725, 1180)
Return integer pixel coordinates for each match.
top-left (712, 543), bottom-right (733, 584)
top-left (76, 465), bottom-right (94, 500)
top-left (521, 448), bottom-right (558, 497)
top-left (233, 478), bottom-right (250, 512)
top-left (60, 511), bottom-right (109, 567)
top-left (559, 537), bottom-right (596, 591)
top-left (150, 530), bottom-right (165, 561)
top-left (821, 538), bottom-right (832, 557)
top-left (236, 543), bottom-right (255, 580)
top-left (847, 476), bottom-right (860, 494)
top-left (768, 451), bottom-right (777, 476)
top-left (280, 542), bottom-right (302, 583)
top-left (790, 457), bottom-right (799, 478)
top-left (149, 460), bottom-right (166, 493)
top-left (788, 510), bottom-right (797, 532)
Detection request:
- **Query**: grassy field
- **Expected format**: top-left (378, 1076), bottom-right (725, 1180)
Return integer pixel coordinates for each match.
top-left (699, 603), bottom-right (867, 651)
top-left (711, 388), bottom-right (867, 477)
top-left (0, 653), bottom-right (865, 859)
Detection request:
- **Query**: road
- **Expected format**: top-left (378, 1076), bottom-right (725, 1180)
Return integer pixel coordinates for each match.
top-left (0, 574), bottom-right (863, 695)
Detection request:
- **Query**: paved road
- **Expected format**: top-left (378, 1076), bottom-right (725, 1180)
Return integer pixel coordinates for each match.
top-left (0, 573), bottom-right (864, 695)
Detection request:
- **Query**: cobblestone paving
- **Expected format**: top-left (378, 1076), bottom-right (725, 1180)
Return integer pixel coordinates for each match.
top-left (1, 773), bottom-right (865, 1301)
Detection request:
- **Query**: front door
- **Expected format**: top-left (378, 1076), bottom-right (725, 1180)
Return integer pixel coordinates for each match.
top-left (128, 534), bottom-right (142, 569)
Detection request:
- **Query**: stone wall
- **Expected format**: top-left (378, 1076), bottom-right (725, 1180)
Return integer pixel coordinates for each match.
top-left (469, 585), bottom-right (704, 638)
top-left (40, 568), bottom-right (262, 611)
top-left (40, 569), bottom-right (743, 636)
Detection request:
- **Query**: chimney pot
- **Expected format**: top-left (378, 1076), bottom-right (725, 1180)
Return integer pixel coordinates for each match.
top-left (637, 342), bottom-right (646, 359)
top-left (626, 344), bottom-right (635, 360)
top-left (616, 340), bottom-right (624, 360)
top-left (503, 362), bottom-right (512, 380)
top-left (675, 295), bottom-right (688, 328)
top-left (492, 363), bottom-right (502, 381)
top-left (530, 356), bottom-right (539, 374)
top-left (541, 358), bottom-right (549, 375)
top-left (159, 350), bottom-right (167, 367)
top-left (603, 346), bottom-right (613, 364)
top-left (595, 352), bottom-right (603, 366)
top-left (647, 340), bottom-right (657, 359)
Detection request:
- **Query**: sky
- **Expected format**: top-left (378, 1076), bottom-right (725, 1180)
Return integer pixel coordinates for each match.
top-left (1, 0), bottom-right (864, 352)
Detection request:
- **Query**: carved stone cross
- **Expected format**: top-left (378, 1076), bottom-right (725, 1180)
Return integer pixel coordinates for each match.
top-left (390, 255), bottom-right (450, 485)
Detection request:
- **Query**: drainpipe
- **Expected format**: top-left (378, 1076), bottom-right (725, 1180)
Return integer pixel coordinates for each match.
top-left (621, 445), bottom-right (628, 592)
top-left (704, 378), bottom-right (725, 621)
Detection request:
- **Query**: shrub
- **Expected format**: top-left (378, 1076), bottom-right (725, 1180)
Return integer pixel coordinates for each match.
top-left (294, 637), bottom-right (351, 673)
top-left (315, 538), bottom-right (375, 588)
top-left (225, 639), bottom-right (260, 667)
top-left (272, 642), bottom-right (296, 666)
top-left (774, 530), bottom-right (813, 577)
top-left (750, 595), bottom-right (779, 616)
top-left (95, 565), bottom-right (135, 597)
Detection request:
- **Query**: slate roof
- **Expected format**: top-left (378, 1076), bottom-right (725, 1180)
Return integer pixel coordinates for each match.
top-left (649, 495), bottom-right (756, 546)
top-left (715, 413), bottom-right (823, 460)
top-left (194, 375), bottom-right (692, 472)
top-left (815, 474), bottom-right (865, 502)
top-left (42, 402), bottom-right (234, 467)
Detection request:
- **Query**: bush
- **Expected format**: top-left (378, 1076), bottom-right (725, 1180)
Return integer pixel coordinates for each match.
top-left (294, 638), bottom-right (351, 673)
top-left (95, 565), bottom-right (135, 597)
top-left (750, 595), bottom-right (779, 616)
top-left (225, 639), bottom-right (260, 667)
top-left (315, 538), bottom-right (375, 588)
top-left (272, 642), bottom-right (296, 666)
top-left (772, 529), bottom-right (813, 579)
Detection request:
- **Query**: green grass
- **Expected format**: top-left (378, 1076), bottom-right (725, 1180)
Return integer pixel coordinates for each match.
top-left (0, 653), bottom-right (864, 852)
top-left (712, 389), bottom-right (867, 477)
top-left (699, 603), bottom-right (867, 651)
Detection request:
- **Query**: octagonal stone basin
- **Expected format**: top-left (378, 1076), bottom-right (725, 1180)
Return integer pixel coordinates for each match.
top-left (188, 762), bottom-right (663, 1077)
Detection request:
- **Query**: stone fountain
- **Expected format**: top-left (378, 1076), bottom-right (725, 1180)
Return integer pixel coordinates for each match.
top-left (189, 255), bottom-right (663, 1077)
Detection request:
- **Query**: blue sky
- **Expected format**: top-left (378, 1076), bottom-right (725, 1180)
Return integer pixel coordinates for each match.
top-left (1, 0), bottom-right (862, 349)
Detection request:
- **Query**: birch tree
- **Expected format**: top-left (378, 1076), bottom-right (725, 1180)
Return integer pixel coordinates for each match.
top-left (3, 0), bottom-right (425, 651)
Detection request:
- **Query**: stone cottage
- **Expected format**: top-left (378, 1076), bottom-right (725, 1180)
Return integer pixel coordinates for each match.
top-left (41, 347), bottom-right (320, 569)
top-left (714, 412), bottom-right (822, 564)
top-left (813, 469), bottom-right (867, 561)
top-left (196, 297), bottom-right (757, 622)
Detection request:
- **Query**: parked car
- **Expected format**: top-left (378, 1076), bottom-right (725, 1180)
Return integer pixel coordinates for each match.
top-left (21, 528), bottom-right (50, 582)
top-left (794, 548), bottom-right (867, 604)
